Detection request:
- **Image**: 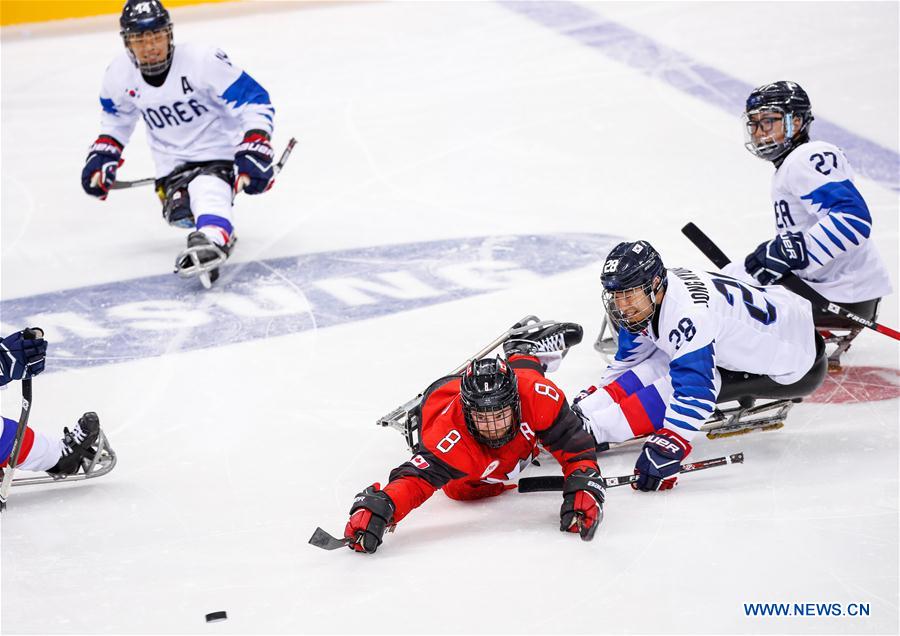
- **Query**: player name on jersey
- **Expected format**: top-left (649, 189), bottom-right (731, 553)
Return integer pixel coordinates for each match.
top-left (0, 233), bottom-right (619, 372)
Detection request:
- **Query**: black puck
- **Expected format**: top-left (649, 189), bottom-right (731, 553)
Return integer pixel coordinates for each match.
top-left (205, 611), bottom-right (227, 623)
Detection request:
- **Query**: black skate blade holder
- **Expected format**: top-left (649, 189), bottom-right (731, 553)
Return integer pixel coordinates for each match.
top-left (174, 243), bottom-right (228, 278)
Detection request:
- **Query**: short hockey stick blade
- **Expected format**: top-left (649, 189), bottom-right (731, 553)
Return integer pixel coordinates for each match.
top-left (681, 222), bottom-right (731, 268)
top-left (309, 527), bottom-right (351, 551)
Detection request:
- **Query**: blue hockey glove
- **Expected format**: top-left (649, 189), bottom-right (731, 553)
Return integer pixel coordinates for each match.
top-left (81, 136), bottom-right (123, 200)
top-left (234, 131), bottom-right (275, 195)
top-left (633, 429), bottom-right (692, 492)
top-left (744, 231), bottom-right (809, 285)
top-left (0, 328), bottom-right (47, 386)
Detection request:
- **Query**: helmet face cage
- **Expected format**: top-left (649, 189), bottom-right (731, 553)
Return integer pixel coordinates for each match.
top-left (743, 81), bottom-right (814, 162)
top-left (460, 357), bottom-right (521, 448)
top-left (122, 25), bottom-right (174, 76)
top-left (602, 280), bottom-right (661, 334)
top-left (743, 106), bottom-right (791, 161)
top-left (600, 240), bottom-right (667, 335)
top-left (120, 1), bottom-right (174, 76)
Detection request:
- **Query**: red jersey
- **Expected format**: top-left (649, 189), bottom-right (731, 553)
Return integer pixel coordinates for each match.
top-left (382, 355), bottom-right (599, 522)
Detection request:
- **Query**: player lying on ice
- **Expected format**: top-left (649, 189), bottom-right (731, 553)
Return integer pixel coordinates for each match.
top-left (575, 240), bottom-right (828, 491)
top-left (344, 323), bottom-right (603, 553)
top-left (80, 0), bottom-right (278, 288)
top-left (1, 330), bottom-right (112, 483)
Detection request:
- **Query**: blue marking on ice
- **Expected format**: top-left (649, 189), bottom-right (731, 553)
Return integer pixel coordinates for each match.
top-left (0, 234), bottom-right (619, 373)
top-left (499, 1), bottom-right (900, 192)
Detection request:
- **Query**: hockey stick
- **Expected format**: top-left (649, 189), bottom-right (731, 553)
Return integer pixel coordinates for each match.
top-left (309, 527), bottom-right (351, 551)
top-left (110, 137), bottom-right (299, 190)
top-left (518, 452), bottom-right (744, 493)
top-left (109, 176), bottom-right (156, 190)
top-left (0, 378), bottom-right (33, 512)
top-left (310, 453), bottom-right (745, 550)
top-left (682, 222), bottom-right (900, 341)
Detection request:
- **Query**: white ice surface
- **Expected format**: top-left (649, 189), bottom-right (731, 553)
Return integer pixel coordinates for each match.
top-left (1, 2), bottom-right (898, 634)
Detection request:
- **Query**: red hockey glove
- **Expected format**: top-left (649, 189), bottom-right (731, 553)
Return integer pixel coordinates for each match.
top-left (560, 468), bottom-right (605, 541)
top-left (344, 483), bottom-right (395, 554)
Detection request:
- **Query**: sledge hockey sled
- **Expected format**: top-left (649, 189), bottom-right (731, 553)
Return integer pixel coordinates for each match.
top-left (10, 430), bottom-right (117, 488)
top-left (175, 234), bottom-right (237, 290)
top-left (377, 315), bottom-right (583, 452)
top-left (814, 298), bottom-right (881, 372)
top-left (703, 333), bottom-right (828, 439)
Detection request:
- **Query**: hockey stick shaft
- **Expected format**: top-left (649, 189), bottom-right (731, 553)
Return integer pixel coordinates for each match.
top-left (517, 452), bottom-right (744, 493)
top-left (681, 223), bottom-right (900, 341)
top-left (111, 137), bottom-right (299, 190)
top-left (109, 176), bottom-right (155, 190)
top-left (0, 378), bottom-right (33, 511)
top-left (377, 314), bottom-right (542, 431)
top-left (449, 314), bottom-right (541, 375)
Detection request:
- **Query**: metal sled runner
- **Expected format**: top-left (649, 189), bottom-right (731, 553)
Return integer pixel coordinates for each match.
top-left (10, 430), bottom-right (117, 488)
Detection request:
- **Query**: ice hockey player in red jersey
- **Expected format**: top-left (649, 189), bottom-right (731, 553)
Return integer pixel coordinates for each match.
top-left (343, 323), bottom-right (605, 553)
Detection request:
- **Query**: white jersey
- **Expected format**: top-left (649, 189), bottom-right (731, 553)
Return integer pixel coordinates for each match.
top-left (97, 43), bottom-right (275, 177)
top-left (605, 267), bottom-right (816, 440)
top-left (769, 140), bottom-right (892, 302)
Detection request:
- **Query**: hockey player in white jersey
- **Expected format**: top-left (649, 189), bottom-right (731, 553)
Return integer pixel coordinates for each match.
top-left (80, 0), bottom-right (277, 287)
top-left (575, 241), bottom-right (824, 491)
top-left (737, 81), bottom-right (892, 367)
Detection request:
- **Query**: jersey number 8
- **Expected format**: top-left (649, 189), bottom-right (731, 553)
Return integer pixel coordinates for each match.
top-left (436, 429), bottom-right (462, 453)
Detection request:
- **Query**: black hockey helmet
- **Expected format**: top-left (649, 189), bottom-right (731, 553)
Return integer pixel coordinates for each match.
top-left (460, 356), bottom-right (521, 448)
top-left (600, 240), bottom-right (667, 334)
top-left (120, 0), bottom-right (174, 76)
top-left (743, 81), bottom-right (814, 162)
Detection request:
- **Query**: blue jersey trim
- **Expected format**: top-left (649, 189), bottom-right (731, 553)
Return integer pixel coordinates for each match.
top-left (671, 403), bottom-right (707, 421)
top-left (809, 234), bottom-right (832, 259)
top-left (221, 71), bottom-right (272, 109)
top-left (829, 214), bottom-right (859, 246)
top-left (819, 223), bottom-right (846, 252)
top-left (664, 416), bottom-right (699, 432)
top-left (196, 214), bottom-right (234, 237)
top-left (100, 97), bottom-right (118, 115)
top-left (1, 416), bottom-right (19, 463)
top-left (800, 179), bottom-right (871, 222)
top-left (670, 344), bottom-right (716, 386)
top-left (674, 396), bottom-right (714, 412)
top-left (840, 214), bottom-right (872, 239)
top-left (614, 328), bottom-right (641, 362)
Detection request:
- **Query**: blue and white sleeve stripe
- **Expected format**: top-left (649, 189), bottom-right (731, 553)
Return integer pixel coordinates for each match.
top-left (219, 71), bottom-right (275, 136)
top-left (663, 342), bottom-right (718, 439)
top-left (800, 180), bottom-right (872, 269)
top-left (604, 328), bottom-right (656, 379)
